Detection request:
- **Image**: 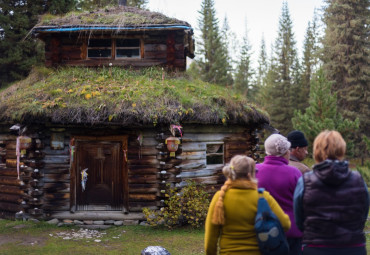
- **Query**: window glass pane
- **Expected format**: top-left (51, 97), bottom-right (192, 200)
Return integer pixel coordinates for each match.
top-left (207, 155), bottom-right (223, 165)
top-left (116, 49), bottom-right (140, 58)
top-left (116, 39), bottom-right (140, 47)
top-left (88, 39), bottom-right (111, 47)
top-left (88, 49), bottom-right (111, 58)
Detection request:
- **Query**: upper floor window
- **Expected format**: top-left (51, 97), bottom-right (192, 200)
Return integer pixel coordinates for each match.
top-left (116, 39), bottom-right (140, 58)
top-left (88, 39), bottom-right (112, 58)
top-left (87, 38), bottom-right (141, 59)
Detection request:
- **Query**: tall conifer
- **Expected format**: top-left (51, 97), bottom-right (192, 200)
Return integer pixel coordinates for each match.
top-left (234, 21), bottom-right (254, 100)
top-left (322, 0), bottom-right (370, 138)
top-left (263, 2), bottom-right (299, 134)
top-left (197, 0), bottom-right (230, 86)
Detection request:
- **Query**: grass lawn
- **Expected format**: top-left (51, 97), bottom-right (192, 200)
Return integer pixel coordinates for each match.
top-left (0, 219), bottom-right (204, 255)
top-left (0, 218), bottom-right (369, 255)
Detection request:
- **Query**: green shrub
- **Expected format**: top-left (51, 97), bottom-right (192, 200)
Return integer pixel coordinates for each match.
top-left (143, 180), bottom-right (210, 229)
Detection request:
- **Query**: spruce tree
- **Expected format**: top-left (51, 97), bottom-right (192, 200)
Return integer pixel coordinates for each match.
top-left (322, 0), bottom-right (370, 138)
top-left (263, 2), bottom-right (299, 134)
top-left (300, 12), bottom-right (321, 111)
top-left (197, 0), bottom-right (230, 86)
top-left (292, 68), bottom-right (359, 150)
top-left (234, 21), bottom-right (254, 99)
top-left (0, 1), bottom-right (76, 88)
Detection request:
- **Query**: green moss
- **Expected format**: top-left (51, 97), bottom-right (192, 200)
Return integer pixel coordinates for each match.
top-left (0, 66), bottom-right (268, 126)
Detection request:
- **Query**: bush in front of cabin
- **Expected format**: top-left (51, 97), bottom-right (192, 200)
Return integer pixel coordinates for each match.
top-left (143, 180), bottom-right (210, 228)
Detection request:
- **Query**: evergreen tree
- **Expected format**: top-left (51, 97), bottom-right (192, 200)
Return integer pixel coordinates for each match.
top-left (263, 2), bottom-right (299, 134)
top-left (46, 0), bottom-right (76, 14)
top-left (234, 21), bottom-right (254, 99)
top-left (292, 68), bottom-right (359, 151)
top-left (220, 16), bottom-right (234, 86)
top-left (256, 36), bottom-right (268, 88)
top-left (300, 12), bottom-right (321, 111)
top-left (197, 0), bottom-right (230, 86)
top-left (0, 1), bottom-right (44, 87)
top-left (0, 1), bottom-right (76, 88)
top-left (322, 0), bottom-right (370, 138)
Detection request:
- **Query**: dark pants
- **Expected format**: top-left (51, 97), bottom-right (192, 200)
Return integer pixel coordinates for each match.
top-left (288, 238), bottom-right (302, 255)
top-left (302, 246), bottom-right (366, 255)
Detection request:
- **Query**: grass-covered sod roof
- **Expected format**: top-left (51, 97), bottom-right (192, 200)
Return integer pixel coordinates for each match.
top-left (35, 6), bottom-right (190, 29)
top-left (0, 67), bottom-right (269, 127)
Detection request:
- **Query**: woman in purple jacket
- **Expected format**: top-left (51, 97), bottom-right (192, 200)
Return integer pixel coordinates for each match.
top-left (256, 133), bottom-right (303, 255)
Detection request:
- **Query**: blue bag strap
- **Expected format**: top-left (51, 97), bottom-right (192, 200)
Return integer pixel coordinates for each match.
top-left (257, 188), bottom-right (265, 194)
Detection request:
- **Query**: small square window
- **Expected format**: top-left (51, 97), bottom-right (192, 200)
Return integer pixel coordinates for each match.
top-left (206, 143), bottom-right (224, 165)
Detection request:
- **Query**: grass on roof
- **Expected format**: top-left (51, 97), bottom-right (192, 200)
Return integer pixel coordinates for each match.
top-left (38, 6), bottom-right (188, 27)
top-left (0, 66), bottom-right (268, 126)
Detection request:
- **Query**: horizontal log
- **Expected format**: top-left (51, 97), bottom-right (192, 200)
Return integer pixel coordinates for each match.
top-left (44, 173), bottom-right (70, 183)
top-left (43, 155), bottom-right (70, 164)
top-left (128, 174), bottom-right (157, 184)
top-left (128, 157), bottom-right (158, 166)
top-left (127, 146), bottom-right (157, 156)
top-left (0, 176), bottom-right (22, 186)
top-left (176, 151), bottom-right (206, 160)
top-left (43, 168), bottom-right (69, 175)
top-left (0, 168), bottom-right (18, 177)
top-left (6, 141), bottom-right (16, 150)
top-left (0, 134), bottom-right (17, 141)
top-left (0, 201), bottom-right (22, 212)
top-left (128, 166), bottom-right (158, 174)
top-left (176, 168), bottom-right (220, 178)
top-left (43, 146), bottom-right (69, 155)
top-left (225, 142), bottom-right (252, 150)
top-left (129, 193), bottom-right (156, 201)
top-left (0, 185), bottom-right (24, 195)
top-left (178, 161), bottom-right (206, 170)
top-left (129, 187), bottom-right (157, 193)
top-left (144, 44), bottom-right (167, 51)
top-left (182, 142), bottom-right (207, 152)
top-left (43, 163), bottom-right (70, 170)
top-left (45, 193), bottom-right (70, 200)
top-left (0, 193), bottom-right (22, 203)
top-left (129, 183), bottom-right (159, 190)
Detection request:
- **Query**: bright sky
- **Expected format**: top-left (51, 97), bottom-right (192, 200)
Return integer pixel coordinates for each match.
top-left (147, 0), bottom-right (325, 63)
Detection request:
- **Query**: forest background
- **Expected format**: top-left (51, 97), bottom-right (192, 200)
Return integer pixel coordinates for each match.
top-left (0, 0), bottom-right (369, 163)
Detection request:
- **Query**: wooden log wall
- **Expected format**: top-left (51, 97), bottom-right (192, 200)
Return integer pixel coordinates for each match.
top-left (0, 124), bottom-right (259, 219)
top-left (0, 132), bottom-right (46, 219)
top-left (41, 30), bottom-right (187, 70)
top-left (178, 125), bottom-right (259, 195)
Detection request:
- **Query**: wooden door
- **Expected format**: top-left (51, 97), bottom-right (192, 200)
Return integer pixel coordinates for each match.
top-left (71, 136), bottom-right (128, 211)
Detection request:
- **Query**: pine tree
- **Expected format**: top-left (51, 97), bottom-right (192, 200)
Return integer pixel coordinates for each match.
top-left (322, 0), bottom-right (370, 138)
top-left (197, 0), bottom-right (230, 86)
top-left (263, 2), bottom-right (299, 134)
top-left (292, 68), bottom-right (359, 150)
top-left (234, 21), bottom-right (254, 99)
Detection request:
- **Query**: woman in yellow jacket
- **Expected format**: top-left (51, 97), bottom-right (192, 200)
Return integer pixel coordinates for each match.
top-left (205, 155), bottom-right (291, 255)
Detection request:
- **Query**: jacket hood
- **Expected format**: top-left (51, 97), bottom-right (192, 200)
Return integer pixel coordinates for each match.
top-left (313, 159), bottom-right (350, 186)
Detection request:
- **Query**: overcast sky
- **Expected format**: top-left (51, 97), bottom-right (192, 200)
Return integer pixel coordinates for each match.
top-left (147, 0), bottom-right (325, 63)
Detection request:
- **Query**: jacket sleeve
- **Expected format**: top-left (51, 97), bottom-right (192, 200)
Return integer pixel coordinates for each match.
top-left (204, 191), bottom-right (221, 255)
top-left (293, 176), bottom-right (304, 231)
top-left (363, 181), bottom-right (369, 221)
top-left (265, 191), bottom-right (291, 232)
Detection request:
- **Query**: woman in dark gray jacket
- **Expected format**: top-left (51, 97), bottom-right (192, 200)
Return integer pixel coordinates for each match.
top-left (294, 130), bottom-right (369, 255)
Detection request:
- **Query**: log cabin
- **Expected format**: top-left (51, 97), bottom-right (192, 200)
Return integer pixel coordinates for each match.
top-left (0, 5), bottom-right (270, 223)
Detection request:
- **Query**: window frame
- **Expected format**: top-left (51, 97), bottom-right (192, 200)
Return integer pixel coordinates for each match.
top-left (206, 142), bottom-right (224, 165)
top-left (86, 37), bottom-right (143, 60)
